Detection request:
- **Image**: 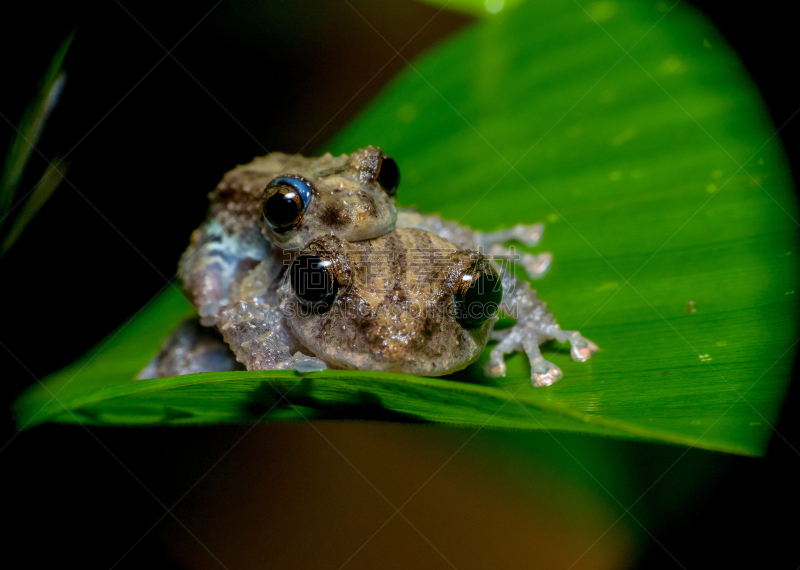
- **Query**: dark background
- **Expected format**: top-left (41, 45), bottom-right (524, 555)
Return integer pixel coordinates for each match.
top-left (1, 1), bottom-right (797, 567)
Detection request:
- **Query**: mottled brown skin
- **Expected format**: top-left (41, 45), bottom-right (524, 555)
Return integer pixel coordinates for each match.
top-left (208, 146), bottom-right (397, 250)
top-left (283, 228), bottom-right (496, 376)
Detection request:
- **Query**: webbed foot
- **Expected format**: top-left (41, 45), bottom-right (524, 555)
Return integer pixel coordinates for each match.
top-left (484, 321), bottom-right (565, 386)
top-left (485, 318), bottom-right (598, 386)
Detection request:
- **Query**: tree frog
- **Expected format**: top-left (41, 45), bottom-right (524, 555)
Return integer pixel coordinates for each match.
top-left (146, 148), bottom-right (596, 385)
top-left (216, 228), bottom-right (501, 375)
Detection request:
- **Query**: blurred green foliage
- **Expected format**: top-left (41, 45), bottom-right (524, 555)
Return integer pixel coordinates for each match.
top-left (0, 32), bottom-right (72, 254)
top-left (419, 0), bottom-right (527, 16)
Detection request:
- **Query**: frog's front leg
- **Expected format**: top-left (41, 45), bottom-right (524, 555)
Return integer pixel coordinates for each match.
top-left (485, 326), bottom-right (564, 387)
top-left (485, 267), bottom-right (598, 386)
top-left (396, 208), bottom-right (551, 279)
top-left (178, 219), bottom-right (271, 325)
top-left (216, 300), bottom-right (327, 373)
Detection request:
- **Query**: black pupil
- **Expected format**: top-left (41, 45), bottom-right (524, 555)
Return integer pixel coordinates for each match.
top-left (264, 185), bottom-right (303, 233)
top-left (377, 157), bottom-right (400, 196)
top-left (290, 255), bottom-right (338, 311)
top-left (457, 268), bottom-right (502, 329)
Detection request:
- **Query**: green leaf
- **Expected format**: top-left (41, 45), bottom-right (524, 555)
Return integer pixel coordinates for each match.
top-left (13, 1), bottom-right (797, 456)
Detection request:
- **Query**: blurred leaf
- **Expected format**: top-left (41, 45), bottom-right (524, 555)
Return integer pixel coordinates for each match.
top-left (1, 157), bottom-right (68, 254)
top-left (13, 1), bottom-right (797, 456)
top-left (418, 0), bottom-right (526, 16)
top-left (0, 32), bottom-right (72, 235)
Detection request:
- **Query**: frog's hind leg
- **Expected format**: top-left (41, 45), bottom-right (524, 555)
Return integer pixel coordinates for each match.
top-left (217, 300), bottom-right (327, 373)
top-left (396, 209), bottom-right (550, 279)
top-left (396, 209), bottom-right (545, 249)
top-left (479, 223), bottom-right (545, 248)
top-left (487, 245), bottom-right (552, 280)
top-left (480, 226), bottom-right (552, 281)
top-left (137, 318), bottom-right (243, 379)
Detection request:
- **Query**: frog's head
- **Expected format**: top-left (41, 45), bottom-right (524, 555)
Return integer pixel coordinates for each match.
top-left (261, 146), bottom-right (399, 249)
top-left (209, 147), bottom-right (399, 250)
top-left (281, 229), bottom-right (502, 376)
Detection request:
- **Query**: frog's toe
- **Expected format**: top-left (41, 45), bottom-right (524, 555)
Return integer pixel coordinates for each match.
top-left (521, 330), bottom-right (563, 387)
top-left (485, 330), bottom-right (521, 377)
top-left (570, 338), bottom-right (599, 362)
top-left (531, 359), bottom-right (563, 387)
top-left (292, 356), bottom-right (327, 373)
top-left (545, 328), bottom-right (599, 363)
top-left (487, 247), bottom-right (551, 281)
top-left (485, 358), bottom-right (507, 378)
top-left (511, 223), bottom-right (545, 247)
top-left (486, 346), bottom-right (510, 377)
top-left (520, 251), bottom-right (552, 280)
top-left (482, 223), bottom-right (544, 251)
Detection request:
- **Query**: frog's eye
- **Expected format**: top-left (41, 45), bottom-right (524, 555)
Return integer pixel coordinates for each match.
top-left (454, 260), bottom-right (502, 329)
top-left (262, 176), bottom-right (313, 233)
top-left (377, 154), bottom-right (400, 197)
top-left (290, 254), bottom-right (339, 313)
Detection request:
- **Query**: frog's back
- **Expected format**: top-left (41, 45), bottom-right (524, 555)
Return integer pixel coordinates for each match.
top-left (286, 228), bottom-right (498, 376)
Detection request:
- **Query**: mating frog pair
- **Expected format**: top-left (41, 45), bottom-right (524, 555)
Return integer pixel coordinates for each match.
top-left (143, 148), bottom-right (597, 386)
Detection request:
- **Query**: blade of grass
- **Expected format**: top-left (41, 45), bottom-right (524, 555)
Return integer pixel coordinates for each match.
top-left (1, 157), bottom-right (69, 254)
top-left (0, 31), bottom-right (72, 224)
